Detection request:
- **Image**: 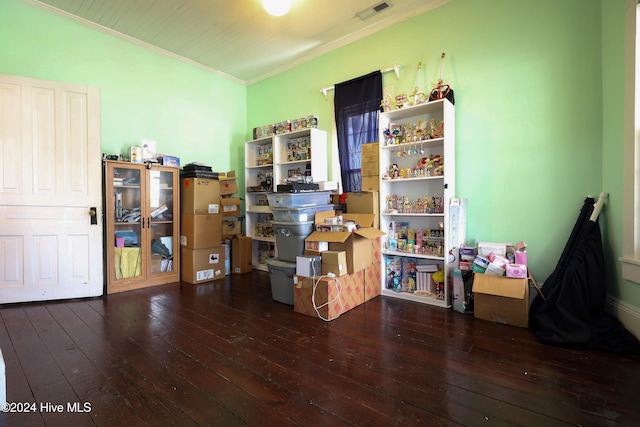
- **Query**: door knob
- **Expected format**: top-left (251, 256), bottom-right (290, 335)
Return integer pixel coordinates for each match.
top-left (89, 207), bottom-right (97, 225)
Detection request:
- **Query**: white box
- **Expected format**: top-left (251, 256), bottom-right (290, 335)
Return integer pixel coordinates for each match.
top-left (296, 255), bottom-right (321, 277)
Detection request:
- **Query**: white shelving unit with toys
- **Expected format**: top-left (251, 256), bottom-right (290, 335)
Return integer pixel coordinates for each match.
top-left (245, 127), bottom-right (328, 271)
top-left (378, 98), bottom-right (464, 307)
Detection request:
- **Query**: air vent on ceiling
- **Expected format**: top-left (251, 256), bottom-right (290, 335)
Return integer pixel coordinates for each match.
top-left (356, 1), bottom-right (392, 21)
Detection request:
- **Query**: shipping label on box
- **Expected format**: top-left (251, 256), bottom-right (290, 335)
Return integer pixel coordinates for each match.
top-left (181, 178), bottom-right (223, 215)
top-left (181, 246), bottom-right (225, 284)
top-left (221, 197), bottom-right (240, 216)
top-left (293, 270), bottom-right (365, 320)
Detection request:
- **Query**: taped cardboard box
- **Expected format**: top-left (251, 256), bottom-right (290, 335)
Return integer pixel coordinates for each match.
top-left (222, 216), bottom-right (242, 236)
top-left (293, 270), bottom-right (365, 320)
top-left (361, 175), bottom-right (379, 192)
top-left (364, 236), bottom-right (383, 301)
top-left (364, 262), bottom-right (381, 302)
top-left (181, 246), bottom-right (225, 284)
top-left (305, 211), bottom-right (385, 274)
top-left (232, 235), bottom-right (253, 274)
top-left (472, 274), bottom-right (530, 328)
top-left (221, 197), bottom-right (241, 216)
top-left (361, 142), bottom-right (379, 176)
top-left (346, 191), bottom-right (379, 229)
top-left (321, 250), bottom-right (348, 277)
top-left (180, 213), bottom-right (222, 249)
top-left (217, 170), bottom-right (238, 196)
top-left (181, 178), bottom-right (221, 215)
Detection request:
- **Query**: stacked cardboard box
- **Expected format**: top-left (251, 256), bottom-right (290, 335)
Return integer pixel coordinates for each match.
top-left (346, 191), bottom-right (379, 229)
top-left (180, 172), bottom-right (237, 284)
top-left (360, 142), bottom-right (379, 191)
top-left (293, 211), bottom-right (385, 320)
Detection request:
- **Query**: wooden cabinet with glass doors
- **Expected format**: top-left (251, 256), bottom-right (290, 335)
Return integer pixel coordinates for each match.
top-left (104, 160), bottom-right (180, 293)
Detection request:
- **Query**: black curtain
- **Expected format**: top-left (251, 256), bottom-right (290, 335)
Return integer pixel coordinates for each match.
top-left (334, 71), bottom-right (382, 193)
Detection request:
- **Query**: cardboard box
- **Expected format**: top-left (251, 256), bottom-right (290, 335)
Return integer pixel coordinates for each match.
top-left (361, 142), bottom-right (379, 176)
top-left (305, 211), bottom-right (385, 274)
top-left (293, 270), bottom-right (365, 320)
top-left (221, 197), bottom-right (241, 216)
top-left (222, 216), bottom-right (242, 236)
top-left (180, 213), bottom-right (222, 249)
top-left (364, 261), bottom-right (381, 301)
top-left (181, 178), bottom-right (222, 215)
top-left (346, 191), bottom-right (379, 228)
top-left (218, 170), bottom-right (238, 196)
top-left (181, 246), bottom-right (226, 284)
top-left (361, 175), bottom-right (379, 192)
top-left (472, 274), bottom-right (530, 328)
top-left (232, 235), bottom-right (252, 274)
top-left (321, 250), bottom-right (348, 277)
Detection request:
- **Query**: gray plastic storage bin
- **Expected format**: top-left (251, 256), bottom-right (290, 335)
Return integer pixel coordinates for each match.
top-left (270, 204), bottom-right (334, 222)
top-left (265, 257), bottom-right (296, 305)
top-left (267, 191), bottom-right (331, 208)
top-left (271, 220), bottom-right (314, 262)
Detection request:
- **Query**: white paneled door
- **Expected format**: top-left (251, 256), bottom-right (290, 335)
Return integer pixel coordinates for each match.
top-left (0, 74), bottom-right (103, 303)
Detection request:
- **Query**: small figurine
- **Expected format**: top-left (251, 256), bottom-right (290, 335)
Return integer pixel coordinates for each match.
top-left (415, 198), bottom-right (423, 213)
top-left (381, 94), bottom-right (394, 112)
top-left (390, 163), bottom-right (399, 179)
top-left (403, 197), bottom-right (412, 213)
top-left (395, 93), bottom-right (409, 109)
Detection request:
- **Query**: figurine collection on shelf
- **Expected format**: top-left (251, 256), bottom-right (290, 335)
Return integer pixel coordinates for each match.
top-left (385, 220), bottom-right (445, 257)
top-left (384, 154), bottom-right (443, 180)
top-left (385, 256), bottom-right (444, 299)
top-left (385, 194), bottom-right (444, 214)
top-left (285, 136), bottom-right (311, 162)
top-left (383, 118), bottom-right (444, 146)
top-left (255, 144), bottom-right (273, 166)
top-left (252, 115), bottom-right (319, 140)
top-left (380, 53), bottom-right (455, 113)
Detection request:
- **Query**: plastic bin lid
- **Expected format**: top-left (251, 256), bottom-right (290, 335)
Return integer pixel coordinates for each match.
top-left (270, 204), bottom-right (334, 212)
top-left (271, 220), bottom-right (314, 226)
top-left (264, 257), bottom-right (297, 268)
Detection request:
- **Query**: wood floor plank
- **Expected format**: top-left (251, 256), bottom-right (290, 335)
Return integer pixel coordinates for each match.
top-left (0, 270), bottom-right (638, 427)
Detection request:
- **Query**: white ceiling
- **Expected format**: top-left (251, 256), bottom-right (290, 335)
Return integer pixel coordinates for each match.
top-left (30, 0), bottom-right (452, 85)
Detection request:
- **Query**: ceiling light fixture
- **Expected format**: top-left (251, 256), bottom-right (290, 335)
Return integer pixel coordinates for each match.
top-left (263, 0), bottom-right (291, 17)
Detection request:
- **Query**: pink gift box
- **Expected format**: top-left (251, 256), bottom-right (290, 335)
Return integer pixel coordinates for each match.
top-left (506, 263), bottom-right (528, 278)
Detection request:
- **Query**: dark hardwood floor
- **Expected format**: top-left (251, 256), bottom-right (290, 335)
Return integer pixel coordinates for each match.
top-left (1, 270), bottom-right (639, 427)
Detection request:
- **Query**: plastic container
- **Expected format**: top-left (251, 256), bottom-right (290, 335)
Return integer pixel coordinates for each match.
top-left (270, 204), bottom-right (334, 222)
top-left (267, 191), bottom-right (331, 208)
top-left (265, 257), bottom-right (296, 305)
top-left (271, 220), bottom-right (314, 262)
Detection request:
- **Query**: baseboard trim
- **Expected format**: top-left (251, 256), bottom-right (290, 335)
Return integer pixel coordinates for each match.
top-left (606, 296), bottom-right (640, 340)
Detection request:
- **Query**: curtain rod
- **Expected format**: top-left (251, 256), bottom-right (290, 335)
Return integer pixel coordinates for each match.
top-left (319, 64), bottom-right (401, 99)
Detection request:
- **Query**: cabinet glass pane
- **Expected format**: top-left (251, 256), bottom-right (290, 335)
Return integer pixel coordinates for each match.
top-left (113, 167), bottom-right (142, 279)
top-left (149, 169), bottom-right (175, 275)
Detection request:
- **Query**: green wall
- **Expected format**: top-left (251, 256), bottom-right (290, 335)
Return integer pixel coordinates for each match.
top-left (0, 0), bottom-right (247, 172)
top-left (3, 0), bottom-right (639, 311)
top-left (248, 0), bottom-right (640, 310)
